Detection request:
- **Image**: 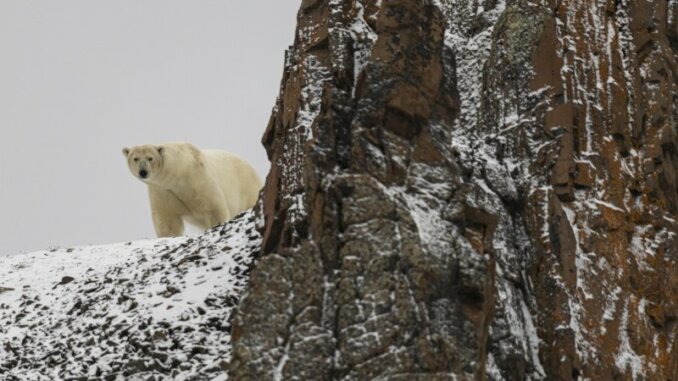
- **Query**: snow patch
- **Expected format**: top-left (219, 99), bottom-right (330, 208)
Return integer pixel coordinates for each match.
top-left (615, 299), bottom-right (646, 380)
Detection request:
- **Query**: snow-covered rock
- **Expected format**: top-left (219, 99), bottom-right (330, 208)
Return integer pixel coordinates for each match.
top-left (0, 210), bottom-right (260, 380)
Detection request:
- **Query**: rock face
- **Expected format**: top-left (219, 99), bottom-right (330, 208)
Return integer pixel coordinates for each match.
top-left (231, 0), bottom-right (678, 380)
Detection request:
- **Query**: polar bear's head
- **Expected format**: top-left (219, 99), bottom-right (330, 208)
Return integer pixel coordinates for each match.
top-left (122, 145), bottom-right (164, 182)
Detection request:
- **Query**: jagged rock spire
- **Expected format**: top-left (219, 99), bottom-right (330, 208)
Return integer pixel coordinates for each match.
top-left (231, 1), bottom-right (678, 379)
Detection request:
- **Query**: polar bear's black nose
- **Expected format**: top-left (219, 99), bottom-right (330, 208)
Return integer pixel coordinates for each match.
top-left (139, 170), bottom-right (148, 179)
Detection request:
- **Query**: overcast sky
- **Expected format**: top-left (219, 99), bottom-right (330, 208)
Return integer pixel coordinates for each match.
top-left (0, 1), bottom-right (299, 255)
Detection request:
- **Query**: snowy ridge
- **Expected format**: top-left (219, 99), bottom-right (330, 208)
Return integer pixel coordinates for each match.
top-left (0, 210), bottom-right (260, 380)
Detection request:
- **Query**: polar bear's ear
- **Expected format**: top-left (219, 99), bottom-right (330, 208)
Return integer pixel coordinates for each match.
top-left (122, 147), bottom-right (130, 157)
top-left (157, 146), bottom-right (164, 155)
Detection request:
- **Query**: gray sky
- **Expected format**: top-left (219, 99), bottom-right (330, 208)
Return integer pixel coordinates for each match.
top-left (0, 1), bottom-right (299, 255)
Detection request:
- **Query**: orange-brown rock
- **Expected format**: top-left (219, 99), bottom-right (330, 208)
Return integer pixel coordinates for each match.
top-left (230, 0), bottom-right (678, 380)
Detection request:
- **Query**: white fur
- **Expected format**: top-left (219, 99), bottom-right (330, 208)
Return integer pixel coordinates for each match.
top-left (123, 142), bottom-right (262, 237)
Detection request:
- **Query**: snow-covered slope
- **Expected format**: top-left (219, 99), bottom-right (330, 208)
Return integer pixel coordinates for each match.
top-left (0, 210), bottom-right (260, 380)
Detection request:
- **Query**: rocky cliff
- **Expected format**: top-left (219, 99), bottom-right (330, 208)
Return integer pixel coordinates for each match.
top-left (230, 0), bottom-right (678, 380)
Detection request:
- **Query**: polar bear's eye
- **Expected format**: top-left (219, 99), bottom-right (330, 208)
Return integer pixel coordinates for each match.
top-left (134, 158), bottom-right (139, 162)
top-left (148, 157), bottom-right (153, 162)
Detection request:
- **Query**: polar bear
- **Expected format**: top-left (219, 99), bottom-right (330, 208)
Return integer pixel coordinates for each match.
top-left (122, 142), bottom-right (262, 237)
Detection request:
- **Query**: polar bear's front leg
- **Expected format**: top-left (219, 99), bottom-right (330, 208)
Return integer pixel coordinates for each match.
top-left (148, 186), bottom-right (188, 238)
top-left (152, 212), bottom-right (185, 237)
